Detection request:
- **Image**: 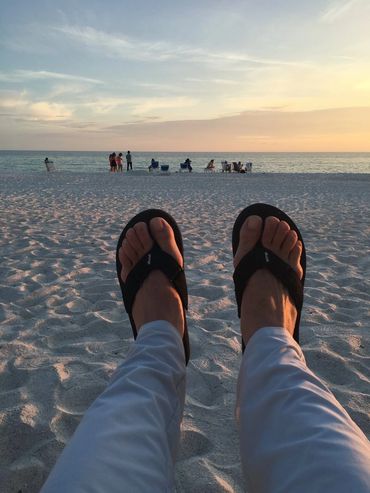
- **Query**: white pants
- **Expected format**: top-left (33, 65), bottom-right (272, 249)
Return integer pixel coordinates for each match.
top-left (41, 323), bottom-right (370, 493)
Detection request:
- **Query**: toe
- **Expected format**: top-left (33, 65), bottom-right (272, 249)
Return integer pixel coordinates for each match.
top-left (150, 217), bottom-right (183, 267)
top-left (125, 228), bottom-right (145, 256)
top-left (234, 215), bottom-right (263, 268)
top-left (270, 220), bottom-right (290, 250)
top-left (289, 240), bottom-right (304, 280)
top-left (119, 246), bottom-right (133, 282)
top-left (281, 230), bottom-right (298, 259)
top-left (261, 216), bottom-right (279, 247)
top-left (121, 237), bottom-right (138, 264)
top-left (132, 222), bottom-right (153, 251)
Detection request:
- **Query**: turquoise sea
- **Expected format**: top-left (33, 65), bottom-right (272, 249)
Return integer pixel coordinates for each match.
top-left (0, 150), bottom-right (370, 174)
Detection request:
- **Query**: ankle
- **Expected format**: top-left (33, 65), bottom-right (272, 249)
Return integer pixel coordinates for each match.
top-left (240, 273), bottom-right (296, 345)
top-left (133, 273), bottom-right (184, 337)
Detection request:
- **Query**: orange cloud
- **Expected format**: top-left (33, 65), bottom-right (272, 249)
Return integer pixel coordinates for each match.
top-left (1, 106), bottom-right (370, 151)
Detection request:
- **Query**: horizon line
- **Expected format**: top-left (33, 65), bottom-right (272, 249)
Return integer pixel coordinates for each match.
top-left (1, 149), bottom-right (370, 154)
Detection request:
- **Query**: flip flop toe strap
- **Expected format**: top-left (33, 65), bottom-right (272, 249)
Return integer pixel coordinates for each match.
top-left (233, 246), bottom-right (303, 317)
top-left (123, 243), bottom-right (188, 327)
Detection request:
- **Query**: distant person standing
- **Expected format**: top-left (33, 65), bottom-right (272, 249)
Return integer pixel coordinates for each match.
top-left (108, 153), bottom-right (113, 172)
top-left (116, 153), bottom-right (123, 172)
top-left (44, 157), bottom-right (54, 172)
top-left (126, 151), bottom-right (133, 171)
top-left (109, 153), bottom-right (117, 172)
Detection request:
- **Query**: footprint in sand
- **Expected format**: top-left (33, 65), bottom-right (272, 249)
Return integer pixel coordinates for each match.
top-left (178, 429), bottom-right (213, 461)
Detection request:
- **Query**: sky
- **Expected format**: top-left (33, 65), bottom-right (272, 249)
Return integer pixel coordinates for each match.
top-left (0, 0), bottom-right (369, 151)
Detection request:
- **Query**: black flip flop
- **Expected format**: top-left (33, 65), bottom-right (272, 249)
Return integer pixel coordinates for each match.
top-left (116, 209), bottom-right (190, 365)
top-left (232, 203), bottom-right (306, 351)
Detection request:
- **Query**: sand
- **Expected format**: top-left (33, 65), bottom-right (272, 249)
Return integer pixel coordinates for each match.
top-left (0, 170), bottom-right (369, 492)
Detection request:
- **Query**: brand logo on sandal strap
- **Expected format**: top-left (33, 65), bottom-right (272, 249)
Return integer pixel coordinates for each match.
top-left (147, 253), bottom-right (151, 265)
top-left (264, 251), bottom-right (270, 263)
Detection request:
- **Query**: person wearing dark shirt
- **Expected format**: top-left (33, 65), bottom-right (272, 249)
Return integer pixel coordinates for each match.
top-left (185, 158), bottom-right (192, 172)
top-left (126, 151), bottom-right (133, 171)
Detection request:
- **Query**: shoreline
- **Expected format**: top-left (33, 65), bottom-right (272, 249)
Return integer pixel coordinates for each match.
top-left (2, 170), bottom-right (370, 177)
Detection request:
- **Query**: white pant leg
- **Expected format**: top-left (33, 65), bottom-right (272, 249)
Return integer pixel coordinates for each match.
top-left (236, 327), bottom-right (370, 493)
top-left (41, 321), bottom-right (186, 493)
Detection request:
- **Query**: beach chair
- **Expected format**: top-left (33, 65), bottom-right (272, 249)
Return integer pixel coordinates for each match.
top-left (179, 162), bottom-right (189, 172)
top-left (160, 164), bottom-right (170, 174)
top-left (245, 161), bottom-right (253, 173)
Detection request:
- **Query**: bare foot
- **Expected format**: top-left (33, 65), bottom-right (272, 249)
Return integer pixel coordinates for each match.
top-left (233, 215), bottom-right (303, 345)
top-left (118, 218), bottom-right (184, 336)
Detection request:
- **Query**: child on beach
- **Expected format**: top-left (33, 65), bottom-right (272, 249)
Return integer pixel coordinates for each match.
top-left (116, 153), bottom-right (123, 172)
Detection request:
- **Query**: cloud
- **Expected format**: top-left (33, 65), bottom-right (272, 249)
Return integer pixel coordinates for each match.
top-left (137, 82), bottom-right (181, 92)
top-left (84, 96), bottom-right (197, 116)
top-left (84, 97), bottom-right (129, 114)
top-left (0, 95), bottom-right (27, 109)
top-left (2, 106), bottom-right (370, 151)
top-left (132, 97), bottom-right (197, 115)
top-left (90, 106), bottom-right (370, 151)
top-left (0, 92), bottom-right (72, 122)
top-left (53, 25), bottom-right (311, 69)
top-left (320, 0), bottom-right (359, 23)
top-left (0, 70), bottom-right (102, 85)
top-left (48, 82), bottom-right (98, 98)
top-left (54, 25), bottom-right (175, 62)
top-left (30, 102), bottom-right (72, 120)
top-left (186, 77), bottom-right (239, 86)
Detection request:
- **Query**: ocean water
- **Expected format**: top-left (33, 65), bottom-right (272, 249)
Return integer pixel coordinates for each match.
top-left (0, 150), bottom-right (370, 174)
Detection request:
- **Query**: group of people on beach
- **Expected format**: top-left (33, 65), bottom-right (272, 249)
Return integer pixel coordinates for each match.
top-left (108, 155), bottom-right (253, 174)
top-left (205, 160), bottom-right (253, 173)
top-left (220, 160), bottom-right (252, 173)
top-left (109, 151), bottom-right (132, 172)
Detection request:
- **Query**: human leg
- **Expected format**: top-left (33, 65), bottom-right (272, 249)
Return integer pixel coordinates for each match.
top-left (237, 327), bottom-right (370, 493)
top-left (41, 321), bottom-right (185, 493)
top-left (41, 217), bottom-right (187, 493)
top-left (233, 210), bottom-right (370, 492)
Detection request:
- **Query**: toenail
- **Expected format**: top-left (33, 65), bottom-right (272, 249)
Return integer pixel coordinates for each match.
top-left (246, 216), bottom-right (261, 230)
top-left (153, 218), bottom-right (164, 230)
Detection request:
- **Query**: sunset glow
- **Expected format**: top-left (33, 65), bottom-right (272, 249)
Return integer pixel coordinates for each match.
top-left (1, 0), bottom-right (369, 151)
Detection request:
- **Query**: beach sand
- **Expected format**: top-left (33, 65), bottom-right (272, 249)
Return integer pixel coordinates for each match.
top-left (0, 171), bottom-right (369, 492)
